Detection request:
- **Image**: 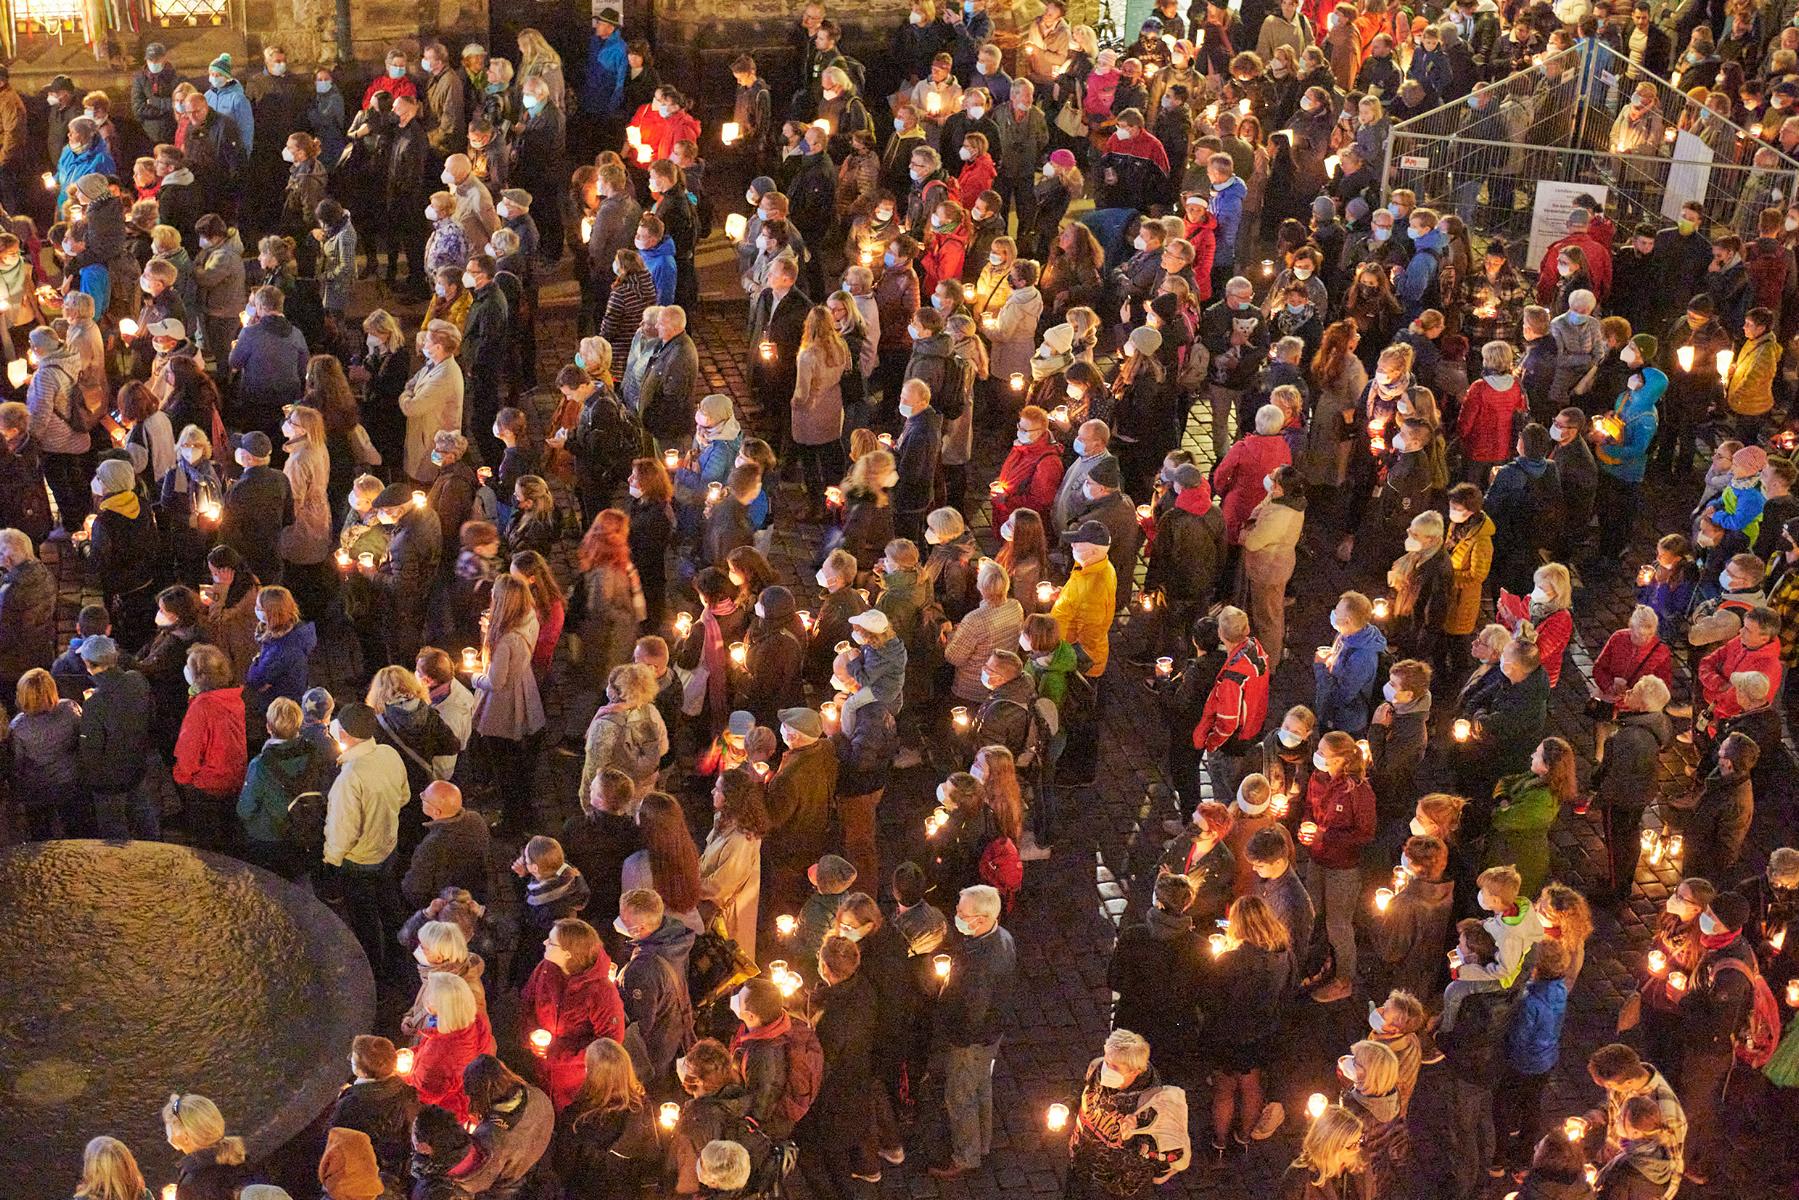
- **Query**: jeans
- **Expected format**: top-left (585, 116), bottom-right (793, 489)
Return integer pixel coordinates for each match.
top-left (1304, 859), bottom-right (1361, 987)
top-left (91, 783), bottom-right (159, 841)
top-left (944, 1039), bottom-right (1000, 1169)
top-left (1205, 745), bottom-right (1253, 806)
top-left (1447, 1076), bottom-right (1495, 1200)
top-left (836, 789), bottom-right (882, 899)
top-left (1205, 383), bottom-right (1241, 464)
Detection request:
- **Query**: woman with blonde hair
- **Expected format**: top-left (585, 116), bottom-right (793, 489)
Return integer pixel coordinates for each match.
top-left (365, 662), bottom-right (461, 799)
top-left (72, 1134), bottom-right (150, 1200)
top-left (1498, 560), bottom-right (1574, 689)
top-left (516, 28), bottom-right (566, 111)
top-left (579, 661), bottom-right (667, 802)
top-left (12, 667), bottom-right (79, 838)
top-left (357, 307), bottom-right (411, 470)
top-left (792, 304), bottom-right (849, 520)
top-left (504, 473), bottom-right (565, 565)
top-left (553, 1038), bottom-right (658, 1194)
top-left (161, 1093), bottom-right (249, 1199)
top-left (472, 574), bottom-right (546, 823)
top-left (172, 642), bottom-right (247, 852)
top-left (1280, 1103), bottom-right (1368, 1197)
top-left (410, 972), bottom-right (493, 1123)
top-left (402, 918), bottom-right (493, 1036)
top-left (1209, 893), bottom-right (1297, 1153)
top-left (277, 402), bottom-right (334, 618)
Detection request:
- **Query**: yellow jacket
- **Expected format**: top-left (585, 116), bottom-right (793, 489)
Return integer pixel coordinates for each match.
top-left (1726, 332), bottom-right (1780, 417)
top-left (1051, 557), bottom-right (1117, 676)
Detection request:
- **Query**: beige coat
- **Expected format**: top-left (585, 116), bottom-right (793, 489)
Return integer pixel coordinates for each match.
top-left (791, 343), bottom-right (846, 446)
top-left (700, 820), bottom-right (762, 962)
top-left (279, 436), bottom-right (332, 564)
top-left (398, 355), bottom-right (464, 481)
top-left (472, 622), bottom-right (545, 740)
top-left (1241, 498), bottom-right (1305, 585)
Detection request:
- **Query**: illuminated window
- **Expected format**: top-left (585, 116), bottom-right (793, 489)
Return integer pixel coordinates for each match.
top-left (10, 0), bottom-right (86, 39)
top-left (148, 0), bottom-right (230, 26)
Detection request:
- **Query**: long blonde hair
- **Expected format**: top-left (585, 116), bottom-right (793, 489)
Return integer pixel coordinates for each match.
top-left (517, 27), bottom-right (562, 71)
top-left (1293, 1104), bottom-right (1365, 1185)
top-left (572, 1038), bottom-right (645, 1125)
top-left (1228, 893), bottom-right (1291, 952)
top-left (161, 1093), bottom-right (246, 1163)
top-left (74, 1136), bottom-right (146, 1200)
top-left (801, 304), bottom-right (850, 375)
top-left (973, 745), bottom-right (1023, 842)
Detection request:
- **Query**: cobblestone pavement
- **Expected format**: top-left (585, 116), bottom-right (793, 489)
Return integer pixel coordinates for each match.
top-left (40, 272), bottom-right (1790, 1198)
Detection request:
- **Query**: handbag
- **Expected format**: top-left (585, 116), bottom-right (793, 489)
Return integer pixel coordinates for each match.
top-left (687, 914), bottom-right (760, 1009)
top-left (1571, 358), bottom-right (1601, 397)
top-left (1054, 80), bottom-right (1088, 137)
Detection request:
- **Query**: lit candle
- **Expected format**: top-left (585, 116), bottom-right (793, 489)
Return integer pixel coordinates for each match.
top-left (659, 1101), bottom-right (681, 1129)
top-left (1036, 581), bottom-right (1056, 605)
top-left (952, 705), bottom-right (970, 729)
top-left (707, 482), bottom-right (724, 503)
top-left (1667, 970), bottom-right (1688, 993)
top-left (861, 249), bottom-right (874, 267)
top-left (1010, 372), bottom-right (1025, 391)
top-left (758, 340), bottom-right (775, 361)
top-left (674, 612), bottom-right (693, 637)
top-left (530, 1027), bottom-right (552, 1056)
top-left (1238, 98), bottom-right (1252, 115)
top-left (358, 552), bottom-right (375, 569)
top-left (1324, 154), bottom-right (1340, 178)
top-left (963, 284), bottom-right (976, 302)
top-left (776, 913), bottom-right (797, 937)
top-left (776, 969), bottom-right (801, 997)
top-left (1270, 793), bottom-right (1289, 817)
top-left (797, 610), bottom-right (813, 631)
top-left (119, 318), bottom-right (139, 338)
top-left (162, 1187), bottom-right (176, 1200)
top-left (1306, 1093), bottom-right (1328, 1120)
top-left (825, 486), bottom-right (843, 507)
top-left (724, 213), bottom-right (747, 241)
top-left (1772, 926), bottom-right (1787, 953)
top-left (335, 548), bottom-right (351, 570)
top-left (1298, 820), bottom-right (1318, 845)
top-left (1677, 344), bottom-right (1695, 372)
top-left (395, 1047), bottom-right (414, 1075)
top-left (412, 489), bottom-right (427, 509)
top-left (835, 640), bottom-right (852, 655)
top-left (626, 125), bottom-right (642, 146)
top-left (1585, 1165), bottom-right (1598, 1187)
top-left (6, 359), bottom-right (26, 388)
top-left (1374, 887), bottom-right (1393, 912)
top-left (820, 700), bottom-right (839, 728)
top-left (1046, 1102), bottom-right (1070, 1131)
top-left (1641, 828), bottom-right (1658, 851)
top-left (1050, 404), bottom-right (1070, 426)
top-left (476, 466), bottom-right (492, 482)
top-left (770, 959), bottom-right (788, 978)
top-left (1665, 834), bottom-right (1683, 861)
top-left (1139, 592), bottom-right (1155, 613)
top-left (1786, 979), bottom-right (1798, 1007)
top-left (1356, 739), bottom-right (1372, 762)
top-left (1394, 866), bottom-right (1409, 890)
top-left (729, 641), bottom-right (748, 667)
top-left (926, 92), bottom-right (943, 114)
top-left (721, 121), bottom-right (741, 145)
top-left (989, 479), bottom-right (1007, 497)
top-left (1637, 564), bottom-right (1654, 586)
top-left (1717, 348), bottom-right (1734, 380)
top-left (1261, 258), bottom-right (1274, 277)
top-left (663, 447), bottom-right (679, 469)
top-left (1136, 504), bottom-right (1153, 521)
top-left (933, 953), bottom-right (952, 979)
top-left (1155, 657), bottom-right (1173, 678)
top-left (462, 647), bottom-right (480, 673)
top-left (1564, 1116), bottom-right (1587, 1142)
top-left (878, 432), bottom-right (893, 448)
top-left (1452, 718), bottom-right (1472, 743)
top-left (753, 761), bottom-right (770, 780)
top-left (1371, 596), bottom-right (1390, 620)
top-left (1208, 932), bottom-right (1227, 956)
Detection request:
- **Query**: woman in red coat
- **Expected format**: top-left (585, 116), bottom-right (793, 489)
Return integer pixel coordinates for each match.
top-left (172, 643), bottom-right (248, 854)
top-left (1210, 403), bottom-right (1294, 545)
top-left (1181, 193), bottom-right (1218, 305)
top-left (1498, 561), bottom-right (1575, 689)
top-left (410, 972), bottom-right (494, 1123)
top-left (991, 404), bottom-right (1066, 527)
top-left (1297, 730), bottom-right (1377, 1004)
top-left (1456, 341), bottom-right (1529, 484)
top-left (520, 917), bottom-right (627, 1110)
top-left (921, 197), bottom-right (971, 298)
top-left (955, 133), bottom-right (999, 209)
top-left (1590, 603), bottom-right (1674, 710)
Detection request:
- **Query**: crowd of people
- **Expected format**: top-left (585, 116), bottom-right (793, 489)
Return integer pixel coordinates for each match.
top-left (12, 0), bottom-right (1799, 1197)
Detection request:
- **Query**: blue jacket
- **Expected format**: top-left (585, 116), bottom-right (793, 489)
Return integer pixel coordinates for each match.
top-left (1505, 976), bottom-right (1568, 1075)
top-left (1406, 46), bottom-right (1451, 99)
top-left (1596, 368), bottom-right (1663, 485)
top-left (55, 141), bottom-right (116, 207)
top-left (307, 87), bottom-right (348, 165)
top-left (673, 432), bottom-right (742, 538)
top-left (1710, 480), bottom-right (1767, 535)
top-left (582, 30), bottom-right (630, 119)
top-left (227, 314), bottom-right (310, 412)
top-left (850, 636), bottom-right (908, 714)
top-left (245, 621), bottom-right (316, 714)
top-left (207, 78), bottom-right (255, 155)
top-left (1209, 176), bottom-right (1248, 268)
top-left (1313, 621), bottom-right (1387, 734)
top-left (1399, 226), bottom-right (1448, 316)
top-left (641, 236), bottom-right (677, 304)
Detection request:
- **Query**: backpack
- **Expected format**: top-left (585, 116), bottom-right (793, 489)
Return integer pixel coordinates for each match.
top-left (1710, 957), bottom-right (1783, 1068)
top-left (771, 1018), bottom-right (825, 1126)
top-left (978, 833), bottom-right (1023, 910)
top-left (1442, 983), bottom-right (1523, 1086)
top-left (715, 1105), bottom-right (797, 1197)
top-left (603, 708), bottom-right (664, 782)
top-left (836, 54), bottom-right (868, 96)
top-left (272, 747), bottom-right (330, 856)
top-left (576, 393), bottom-right (645, 483)
top-left (934, 351), bottom-right (974, 422)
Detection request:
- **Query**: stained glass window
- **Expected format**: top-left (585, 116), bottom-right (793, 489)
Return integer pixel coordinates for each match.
top-left (148, 0), bottom-right (230, 27)
top-left (10, 0), bottom-right (85, 39)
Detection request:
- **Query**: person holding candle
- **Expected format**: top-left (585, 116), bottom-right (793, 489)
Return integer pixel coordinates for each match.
top-left (1672, 890), bottom-right (1761, 1185)
top-left (1483, 735), bottom-right (1576, 900)
top-left (519, 917), bottom-right (624, 1111)
top-left (928, 884), bottom-right (1017, 1180)
top-left (1370, 835), bottom-right (1454, 1000)
top-left (666, 1040), bottom-right (758, 1195)
top-left (1299, 729), bottom-right (1376, 1003)
top-left (1742, 846), bottom-right (1799, 992)
top-left (1581, 1044), bottom-right (1688, 1182)
top-left (449, 1056), bottom-right (554, 1195)
top-left (804, 549), bottom-right (868, 686)
top-left (160, 1093), bottom-right (250, 1200)
top-left (550, 1038), bottom-right (658, 1196)
top-left (1312, 590), bottom-right (1388, 737)
top-left (1278, 1103), bottom-right (1370, 1199)
top-left (171, 643), bottom-right (249, 854)
top-left (327, 1035), bottom-right (420, 1181)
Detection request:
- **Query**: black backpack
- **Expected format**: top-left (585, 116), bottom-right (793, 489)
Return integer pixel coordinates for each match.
top-left (714, 1103), bottom-right (797, 1197)
top-left (273, 746), bottom-right (331, 857)
top-left (576, 393), bottom-right (648, 482)
top-left (1442, 984), bottom-right (1523, 1087)
top-left (935, 352), bottom-right (973, 422)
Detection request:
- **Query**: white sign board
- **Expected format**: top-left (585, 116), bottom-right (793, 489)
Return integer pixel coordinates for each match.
top-left (1662, 130), bottom-right (1715, 223)
top-left (1527, 181), bottom-right (1610, 271)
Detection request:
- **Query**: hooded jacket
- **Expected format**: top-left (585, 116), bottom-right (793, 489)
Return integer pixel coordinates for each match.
top-left (1313, 621), bottom-right (1387, 733)
top-left (174, 685), bottom-right (248, 794)
top-left (1049, 554), bottom-right (1116, 675)
top-left (1303, 769), bottom-right (1376, 869)
top-left (620, 916), bottom-right (697, 1080)
top-left (1596, 369), bottom-right (1664, 484)
top-left (236, 735), bottom-right (324, 845)
top-left (1148, 484), bottom-right (1225, 602)
top-left (1107, 906), bottom-right (1205, 1060)
top-left (991, 435), bottom-right (1064, 527)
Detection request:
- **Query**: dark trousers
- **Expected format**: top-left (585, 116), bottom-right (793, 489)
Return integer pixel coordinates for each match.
top-left (474, 730), bottom-right (541, 827)
top-left (1493, 1067), bottom-right (1549, 1168)
top-left (795, 439), bottom-right (846, 508)
top-left (872, 347), bottom-right (911, 413)
top-left (1682, 1044), bottom-right (1735, 1175)
top-left (181, 784), bottom-right (238, 854)
top-left (91, 781), bottom-right (160, 841)
top-left (43, 449), bottom-right (90, 533)
top-left (1447, 1075), bottom-right (1495, 1200)
top-left (1652, 402), bottom-right (1701, 478)
top-left (332, 857), bottom-right (407, 981)
top-left (796, 1123), bottom-right (877, 1200)
top-left (1595, 473), bottom-right (1640, 560)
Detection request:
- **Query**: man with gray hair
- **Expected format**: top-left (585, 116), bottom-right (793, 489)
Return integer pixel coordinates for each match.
top-left (77, 634), bottom-right (156, 839)
top-left (0, 526), bottom-right (55, 698)
top-left (639, 303), bottom-right (701, 448)
top-left (929, 883), bottom-right (1016, 1180)
top-left (1198, 274), bottom-right (1270, 461)
top-left (1052, 419), bottom-right (1114, 531)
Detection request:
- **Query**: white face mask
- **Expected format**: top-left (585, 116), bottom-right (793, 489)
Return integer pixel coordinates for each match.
top-left (1383, 681), bottom-right (1402, 704)
top-left (1529, 586), bottom-right (1551, 606)
top-left (1098, 1064), bottom-right (1125, 1088)
top-left (1404, 534), bottom-right (1423, 552)
top-left (968, 105), bottom-right (985, 120)
top-left (1312, 750), bottom-right (1330, 771)
top-left (1409, 816), bottom-right (1429, 837)
top-left (181, 445), bottom-right (204, 464)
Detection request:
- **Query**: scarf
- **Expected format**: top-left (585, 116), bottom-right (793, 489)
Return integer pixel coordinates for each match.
top-left (1699, 926), bottom-right (1739, 952)
top-left (1600, 1137), bottom-right (1678, 1198)
top-left (99, 489), bottom-right (140, 519)
top-left (699, 599), bottom-right (735, 721)
top-left (527, 865), bottom-right (585, 908)
top-left (1174, 483), bottom-right (1213, 515)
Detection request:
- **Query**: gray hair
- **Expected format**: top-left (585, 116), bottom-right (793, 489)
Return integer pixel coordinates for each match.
top-left (1628, 604), bottom-right (1660, 637)
top-left (1627, 674), bottom-right (1670, 713)
top-left (1217, 605), bottom-right (1251, 642)
top-left (1275, 335), bottom-right (1305, 363)
top-left (1254, 403), bottom-right (1284, 436)
top-left (1408, 510), bottom-right (1445, 540)
top-left (976, 558), bottom-right (1010, 600)
top-left (1730, 670), bottom-right (1772, 706)
top-left (660, 304), bottom-right (688, 333)
top-left (959, 884), bottom-right (1002, 920)
top-left (0, 528), bottom-right (34, 563)
top-left (1481, 341), bottom-right (1515, 374)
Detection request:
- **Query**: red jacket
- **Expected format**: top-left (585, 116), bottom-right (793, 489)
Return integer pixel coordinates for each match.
top-left (1101, 129), bottom-right (1170, 177)
top-left (1211, 433), bottom-right (1291, 544)
top-left (520, 956), bottom-right (625, 1110)
top-left (362, 74), bottom-right (420, 109)
top-left (1591, 629), bottom-right (1673, 700)
top-left (991, 437), bottom-right (1065, 527)
top-left (1535, 231), bottom-right (1613, 304)
top-left (1498, 593), bottom-right (1573, 689)
top-left (173, 686), bottom-right (248, 794)
top-left (1193, 637), bottom-right (1271, 752)
top-left (1183, 214), bottom-right (1217, 304)
top-left (956, 154), bottom-right (998, 209)
top-left (1700, 633), bottom-right (1785, 718)
top-left (411, 1010), bottom-right (493, 1123)
top-left (921, 221), bottom-right (970, 297)
top-left (1457, 378), bottom-right (1528, 464)
top-left (1303, 771), bottom-right (1376, 870)
top-left (628, 103), bottom-right (702, 163)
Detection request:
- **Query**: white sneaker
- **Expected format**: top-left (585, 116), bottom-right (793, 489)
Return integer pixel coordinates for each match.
top-left (893, 746), bottom-right (924, 769)
top-left (879, 1147), bottom-right (905, 1165)
top-left (1250, 1102), bottom-right (1286, 1140)
top-left (1019, 831), bottom-right (1052, 862)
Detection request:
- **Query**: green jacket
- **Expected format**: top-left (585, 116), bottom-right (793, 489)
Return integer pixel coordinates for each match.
top-left (1027, 638), bottom-right (1081, 708)
top-left (1484, 771), bottom-right (1559, 898)
top-left (235, 736), bottom-right (323, 845)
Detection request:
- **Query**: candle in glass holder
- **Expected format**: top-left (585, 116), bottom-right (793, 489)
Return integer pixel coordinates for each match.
top-left (1298, 820), bottom-right (1318, 845)
top-left (1676, 344), bottom-right (1695, 372)
top-left (707, 482), bottom-right (724, 503)
top-left (1046, 1103), bottom-right (1070, 1131)
top-left (162, 1187), bottom-right (177, 1200)
top-left (926, 92), bottom-right (943, 114)
top-left (412, 489), bottom-right (427, 509)
top-left (1306, 1093), bottom-right (1328, 1120)
top-left (1155, 656), bottom-right (1173, 678)
top-left (1139, 592), bottom-right (1155, 613)
top-left (1564, 1116), bottom-right (1587, 1142)
top-left (861, 249), bottom-right (874, 267)
top-left (933, 953), bottom-right (952, 979)
top-left (1452, 718), bottom-right (1472, 742)
top-left (878, 432), bottom-right (893, 448)
top-left (41, 172), bottom-right (55, 190)
top-left (769, 959), bottom-right (787, 978)
top-left (6, 359), bottom-right (26, 388)
top-left (759, 340), bottom-right (776, 362)
top-left (462, 647), bottom-right (480, 673)
top-left (626, 125), bottom-right (642, 146)
top-left (1036, 581), bottom-right (1056, 605)
top-left (674, 612), bottom-right (693, 637)
top-left (1136, 504), bottom-right (1153, 521)
top-left (1585, 1165), bottom-right (1598, 1187)
top-left (1010, 372), bottom-right (1025, 391)
top-left (776, 913), bottom-right (797, 937)
top-left (724, 213), bottom-right (747, 241)
top-left (1374, 887), bottom-right (1394, 912)
top-left (729, 641), bottom-right (748, 667)
top-left (1261, 258), bottom-right (1274, 277)
top-left (395, 1047), bottom-right (415, 1075)
top-left (776, 969), bottom-right (801, 997)
top-left (335, 548), bottom-right (351, 570)
top-left (1270, 793), bottom-right (1289, 817)
top-left (358, 552), bottom-right (375, 569)
top-left (1356, 739), bottom-right (1372, 762)
top-left (530, 1028), bottom-right (552, 1056)
top-left (951, 705), bottom-right (970, 729)
top-left (963, 284), bottom-right (976, 302)
top-left (989, 478), bottom-right (1007, 497)
top-left (825, 485), bottom-right (843, 507)
top-left (1208, 932), bottom-right (1227, 956)
top-left (1772, 926), bottom-right (1787, 953)
top-left (659, 1101), bottom-right (681, 1129)
top-left (753, 761), bottom-right (771, 779)
top-left (1371, 596), bottom-right (1390, 620)
top-left (1051, 404), bottom-right (1070, 425)
top-left (1667, 970), bottom-right (1688, 993)
top-left (835, 640), bottom-right (852, 655)
top-left (820, 699), bottom-right (839, 727)
top-left (721, 121), bottom-right (741, 145)
top-left (663, 447), bottom-right (680, 469)
top-left (119, 317), bottom-right (139, 339)
top-left (1786, 979), bottom-right (1799, 1007)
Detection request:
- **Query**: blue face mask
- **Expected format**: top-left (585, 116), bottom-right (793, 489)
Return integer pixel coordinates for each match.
top-left (574, 353), bottom-right (587, 369)
top-left (1073, 437), bottom-right (1089, 456)
top-left (1566, 312), bottom-right (1586, 325)
top-left (1286, 303), bottom-right (1307, 315)
top-left (315, 80), bottom-right (331, 94)
top-left (884, 251), bottom-right (897, 267)
top-left (387, 64), bottom-right (406, 79)
top-left (486, 82), bottom-right (505, 94)
top-left (1388, 202), bottom-right (1403, 217)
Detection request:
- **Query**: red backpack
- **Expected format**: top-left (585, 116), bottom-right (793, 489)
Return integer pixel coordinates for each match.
top-left (1710, 957), bottom-right (1782, 1069)
top-left (772, 1017), bottom-right (825, 1126)
top-left (979, 834), bottom-right (1023, 912)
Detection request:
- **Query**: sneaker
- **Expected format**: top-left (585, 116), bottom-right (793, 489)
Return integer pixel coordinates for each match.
top-left (1488, 1164), bottom-right (1508, 1179)
top-left (1249, 1102), bottom-right (1286, 1140)
top-left (1019, 831), bottom-right (1052, 862)
top-left (1666, 702), bottom-right (1694, 719)
top-left (1310, 977), bottom-right (1353, 1004)
top-left (893, 747), bottom-right (924, 769)
top-left (879, 1147), bottom-right (905, 1165)
top-left (850, 1170), bottom-right (883, 1183)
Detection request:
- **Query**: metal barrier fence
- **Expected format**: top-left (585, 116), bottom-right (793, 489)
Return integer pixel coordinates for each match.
top-left (1381, 41), bottom-right (1799, 256)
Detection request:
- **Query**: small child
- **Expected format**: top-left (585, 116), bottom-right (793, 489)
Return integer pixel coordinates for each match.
top-left (1692, 439), bottom-right (1743, 524)
top-left (1495, 938), bottom-right (1571, 1171)
top-left (52, 603), bottom-right (117, 697)
top-left (1700, 443), bottom-right (1768, 545)
top-left (1366, 988), bottom-right (1426, 1111)
top-left (301, 686), bottom-right (340, 765)
top-left (455, 518), bottom-right (504, 643)
top-left (1463, 864), bottom-right (1545, 988)
top-left (796, 853), bottom-right (859, 966)
top-left (1223, 773), bottom-right (1277, 898)
top-left (734, 442), bottom-right (772, 545)
top-left (408, 1103), bottom-right (473, 1200)
top-left (149, 222), bottom-right (197, 317)
top-left (1636, 532), bottom-right (1698, 628)
top-left (423, 191), bottom-right (470, 276)
top-left (53, 221), bottom-right (108, 314)
top-left (1440, 918), bottom-right (1502, 1033)
top-left (1690, 512), bottom-right (1748, 607)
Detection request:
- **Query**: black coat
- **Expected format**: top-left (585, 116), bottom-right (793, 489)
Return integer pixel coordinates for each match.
top-left (803, 971), bottom-right (879, 1144)
top-left (0, 436), bottom-right (52, 545)
top-left (220, 464), bottom-right (293, 586)
top-left (78, 666), bottom-right (153, 792)
top-left (330, 1075), bottom-right (420, 1175)
top-left (402, 807), bottom-right (491, 907)
top-left (559, 808), bottom-right (641, 951)
top-left (1107, 907), bottom-right (1205, 1066)
top-left (379, 507), bottom-right (443, 628)
top-left (0, 556), bottom-right (55, 682)
top-left (91, 500), bottom-right (160, 602)
top-left (892, 405), bottom-right (944, 516)
top-left (173, 1145), bottom-right (251, 1200)
top-left (550, 1099), bottom-right (657, 1196)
